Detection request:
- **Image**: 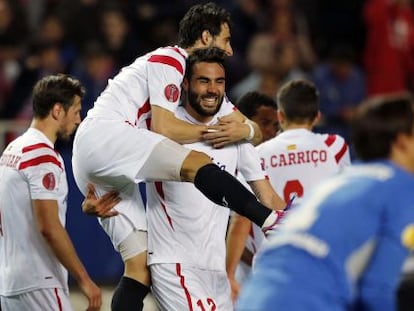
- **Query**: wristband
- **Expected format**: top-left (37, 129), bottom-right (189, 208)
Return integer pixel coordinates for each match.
top-left (244, 120), bottom-right (255, 141)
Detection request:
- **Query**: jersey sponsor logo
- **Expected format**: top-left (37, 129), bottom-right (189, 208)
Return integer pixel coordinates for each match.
top-left (164, 84), bottom-right (180, 103)
top-left (42, 172), bottom-right (56, 190)
top-left (264, 149), bottom-right (328, 168)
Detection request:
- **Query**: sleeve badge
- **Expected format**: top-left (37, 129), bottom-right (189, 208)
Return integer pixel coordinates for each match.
top-left (42, 172), bottom-right (56, 190)
top-left (164, 84), bottom-right (180, 103)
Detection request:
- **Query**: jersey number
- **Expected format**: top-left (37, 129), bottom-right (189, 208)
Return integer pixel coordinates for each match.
top-left (283, 179), bottom-right (304, 203)
top-left (197, 298), bottom-right (217, 311)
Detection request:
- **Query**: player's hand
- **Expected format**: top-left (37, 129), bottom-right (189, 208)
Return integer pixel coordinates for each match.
top-left (78, 277), bottom-right (102, 311)
top-left (82, 183), bottom-right (120, 218)
top-left (228, 275), bottom-right (241, 303)
top-left (262, 196), bottom-right (295, 237)
top-left (202, 116), bottom-right (249, 148)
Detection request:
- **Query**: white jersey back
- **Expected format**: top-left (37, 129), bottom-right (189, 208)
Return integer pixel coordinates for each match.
top-left (257, 128), bottom-right (350, 205)
top-left (147, 106), bottom-right (265, 271)
top-left (86, 46), bottom-right (235, 128)
top-left (0, 128), bottom-right (68, 296)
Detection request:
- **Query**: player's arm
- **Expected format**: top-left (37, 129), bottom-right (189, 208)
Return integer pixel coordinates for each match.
top-left (226, 213), bottom-right (252, 302)
top-left (248, 179), bottom-right (286, 211)
top-left (33, 199), bottom-right (102, 311)
top-left (151, 105), bottom-right (208, 144)
top-left (203, 110), bottom-right (263, 147)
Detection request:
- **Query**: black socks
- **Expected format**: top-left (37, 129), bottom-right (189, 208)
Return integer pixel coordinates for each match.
top-left (194, 163), bottom-right (272, 227)
top-left (111, 276), bottom-right (150, 311)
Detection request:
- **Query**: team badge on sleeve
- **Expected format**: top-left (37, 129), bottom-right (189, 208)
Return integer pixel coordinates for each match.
top-left (164, 84), bottom-right (180, 103)
top-left (42, 172), bottom-right (56, 190)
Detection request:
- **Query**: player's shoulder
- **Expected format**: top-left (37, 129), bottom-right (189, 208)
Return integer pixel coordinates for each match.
top-left (316, 132), bottom-right (346, 146)
top-left (16, 130), bottom-right (63, 171)
top-left (149, 46), bottom-right (187, 62)
top-left (146, 46), bottom-right (188, 75)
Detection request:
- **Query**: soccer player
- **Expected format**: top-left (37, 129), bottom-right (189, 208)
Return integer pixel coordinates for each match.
top-left (0, 74), bottom-right (118, 311)
top-left (146, 46), bottom-right (284, 311)
top-left (225, 91), bottom-right (279, 300)
top-left (72, 3), bottom-right (285, 311)
top-left (236, 93), bottom-right (414, 311)
top-left (226, 79), bottom-right (351, 301)
top-left (236, 91), bottom-right (279, 142)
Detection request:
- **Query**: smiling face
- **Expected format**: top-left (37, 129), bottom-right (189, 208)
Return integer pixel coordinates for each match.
top-left (184, 61), bottom-right (225, 122)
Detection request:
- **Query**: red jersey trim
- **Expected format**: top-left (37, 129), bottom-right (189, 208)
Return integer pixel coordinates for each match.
top-left (148, 55), bottom-right (184, 75)
top-left (335, 143), bottom-right (349, 163)
top-left (54, 288), bottom-right (63, 311)
top-left (19, 155), bottom-right (62, 170)
top-left (165, 47), bottom-right (187, 60)
top-left (155, 182), bottom-right (174, 230)
top-left (137, 100), bottom-right (151, 120)
top-left (22, 143), bottom-right (55, 153)
top-left (324, 134), bottom-right (336, 147)
top-left (176, 263), bottom-right (194, 311)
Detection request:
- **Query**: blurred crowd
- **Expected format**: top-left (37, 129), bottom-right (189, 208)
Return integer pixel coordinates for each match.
top-left (2, 0), bottom-right (414, 147)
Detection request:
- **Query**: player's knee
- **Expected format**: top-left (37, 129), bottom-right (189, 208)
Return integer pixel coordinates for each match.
top-left (181, 150), bottom-right (212, 182)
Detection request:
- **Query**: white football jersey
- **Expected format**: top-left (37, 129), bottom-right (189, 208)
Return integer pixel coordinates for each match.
top-left (86, 46), bottom-right (235, 128)
top-left (257, 128), bottom-right (351, 205)
top-left (146, 106), bottom-right (265, 271)
top-left (0, 128), bottom-right (68, 296)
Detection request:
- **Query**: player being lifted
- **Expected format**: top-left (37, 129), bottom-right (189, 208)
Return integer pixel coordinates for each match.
top-left (72, 3), bottom-right (287, 311)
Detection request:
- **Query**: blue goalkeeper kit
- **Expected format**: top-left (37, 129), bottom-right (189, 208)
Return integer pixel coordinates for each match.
top-left (236, 161), bottom-right (414, 311)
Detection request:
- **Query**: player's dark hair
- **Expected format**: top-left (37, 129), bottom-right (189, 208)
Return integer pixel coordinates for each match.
top-left (277, 79), bottom-right (319, 123)
top-left (32, 74), bottom-right (85, 119)
top-left (237, 91), bottom-right (277, 118)
top-left (351, 94), bottom-right (414, 161)
top-left (178, 2), bottom-right (232, 48)
top-left (185, 47), bottom-right (226, 80)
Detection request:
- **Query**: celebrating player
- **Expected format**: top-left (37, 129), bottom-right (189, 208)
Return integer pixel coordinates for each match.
top-left (72, 3), bottom-right (286, 311)
top-left (146, 47), bottom-right (284, 310)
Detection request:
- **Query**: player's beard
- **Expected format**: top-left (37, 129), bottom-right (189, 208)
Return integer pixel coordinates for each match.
top-left (57, 124), bottom-right (78, 141)
top-left (187, 89), bottom-right (223, 117)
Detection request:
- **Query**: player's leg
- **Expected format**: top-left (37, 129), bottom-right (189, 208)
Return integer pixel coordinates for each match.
top-left (95, 185), bottom-right (150, 311)
top-left (77, 179), bottom-right (150, 311)
top-left (182, 151), bottom-right (276, 228)
top-left (111, 232), bottom-right (150, 311)
top-left (139, 139), bottom-right (279, 228)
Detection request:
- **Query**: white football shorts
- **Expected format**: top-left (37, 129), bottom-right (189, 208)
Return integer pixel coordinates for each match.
top-left (72, 118), bottom-right (191, 252)
top-left (150, 263), bottom-right (233, 311)
top-left (0, 288), bottom-right (72, 311)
